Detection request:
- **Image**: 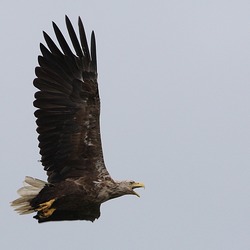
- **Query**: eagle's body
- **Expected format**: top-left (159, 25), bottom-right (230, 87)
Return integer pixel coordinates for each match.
top-left (11, 16), bottom-right (144, 223)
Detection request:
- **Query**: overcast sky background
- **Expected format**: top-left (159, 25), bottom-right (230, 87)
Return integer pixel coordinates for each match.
top-left (1, 1), bottom-right (250, 249)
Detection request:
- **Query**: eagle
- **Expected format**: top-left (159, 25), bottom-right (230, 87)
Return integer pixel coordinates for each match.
top-left (11, 16), bottom-right (144, 223)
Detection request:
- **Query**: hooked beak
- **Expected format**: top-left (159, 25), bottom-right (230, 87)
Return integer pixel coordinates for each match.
top-left (131, 182), bottom-right (145, 197)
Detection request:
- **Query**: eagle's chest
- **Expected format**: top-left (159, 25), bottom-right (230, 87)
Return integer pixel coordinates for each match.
top-left (91, 180), bottom-right (115, 203)
top-left (62, 178), bottom-right (115, 204)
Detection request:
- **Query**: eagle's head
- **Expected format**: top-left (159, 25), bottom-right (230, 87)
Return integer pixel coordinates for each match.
top-left (109, 180), bottom-right (145, 199)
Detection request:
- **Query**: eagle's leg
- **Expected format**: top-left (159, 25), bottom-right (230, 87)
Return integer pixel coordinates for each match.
top-left (35, 198), bottom-right (56, 218)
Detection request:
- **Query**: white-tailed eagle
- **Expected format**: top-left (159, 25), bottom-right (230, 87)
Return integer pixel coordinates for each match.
top-left (11, 16), bottom-right (144, 223)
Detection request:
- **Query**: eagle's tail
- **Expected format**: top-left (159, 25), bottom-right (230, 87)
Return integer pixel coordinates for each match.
top-left (11, 176), bottom-right (47, 215)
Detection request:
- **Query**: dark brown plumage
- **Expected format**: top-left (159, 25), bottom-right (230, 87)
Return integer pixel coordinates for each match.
top-left (11, 16), bottom-right (144, 223)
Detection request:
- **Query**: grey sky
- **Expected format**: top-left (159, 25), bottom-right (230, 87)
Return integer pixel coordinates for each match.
top-left (1, 1), bottom-right (250, 249)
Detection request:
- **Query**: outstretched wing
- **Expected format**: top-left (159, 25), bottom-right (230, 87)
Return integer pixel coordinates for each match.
top-left (33, 16), bottom-right (109, 183)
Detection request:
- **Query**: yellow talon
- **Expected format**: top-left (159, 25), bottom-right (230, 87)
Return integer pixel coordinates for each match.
top-left (36, 198), bottom-right (56, 211)
top-left (40, 208), bottom-right (56, 218)
top-left (36, 198), bottom-right (56, 218)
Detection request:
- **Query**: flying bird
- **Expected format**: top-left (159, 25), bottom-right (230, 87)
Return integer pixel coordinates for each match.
top-left (11, 16), bottom-right (144, 223)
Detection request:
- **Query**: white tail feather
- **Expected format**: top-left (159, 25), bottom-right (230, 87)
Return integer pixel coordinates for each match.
top-left (11, 176), bottom-right (47, 215)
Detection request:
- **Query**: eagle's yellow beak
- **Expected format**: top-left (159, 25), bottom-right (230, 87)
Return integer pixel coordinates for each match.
top-left (131, 182), bottom-right (145, 197)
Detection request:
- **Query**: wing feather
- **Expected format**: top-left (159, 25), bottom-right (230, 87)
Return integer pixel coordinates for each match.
top-left (90, 31), bottom-right (97, 71)
top-left (65, 15), bottom-right (83, 57)
top-left (78, 17), bottom-right (91, 62)
top-left (43, 31), bottom-right (64, 58)
top-left (52, 21), bottom-right (74, 57)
